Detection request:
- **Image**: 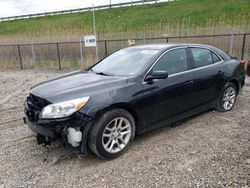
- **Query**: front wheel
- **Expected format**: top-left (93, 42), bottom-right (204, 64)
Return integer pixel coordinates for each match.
top-left (88, 109), bottom-right (135, 159)
top-left (215, 82), bottom-right (237, 112)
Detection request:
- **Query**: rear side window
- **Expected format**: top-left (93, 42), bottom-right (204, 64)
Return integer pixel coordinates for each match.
top-left (153, 48), bottom-right (188, 75)
top-left (191, 48), bottom-right (222, 68)
top-left (190, 48), bottom-right (214, 68)
top-left (211, 52), bottom-right (221, 63)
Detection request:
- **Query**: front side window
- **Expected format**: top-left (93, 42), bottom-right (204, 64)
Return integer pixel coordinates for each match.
top-left (190, 48), bottom-right (221, 68)
top-left (152, 48), bottom-right (188, 75)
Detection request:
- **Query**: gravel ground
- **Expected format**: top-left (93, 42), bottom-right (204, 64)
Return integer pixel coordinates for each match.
top-left (0, 70), bottom-right (249, 188)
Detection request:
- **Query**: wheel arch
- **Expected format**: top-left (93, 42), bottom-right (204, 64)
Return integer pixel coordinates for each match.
top-left (227, 78), bottom-right (240, 94)
top-left (94, 103), bottom-right (140, 134)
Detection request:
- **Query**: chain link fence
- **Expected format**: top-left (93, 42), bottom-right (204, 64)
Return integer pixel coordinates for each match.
top-left (0, 33), bottom-right (249, 70)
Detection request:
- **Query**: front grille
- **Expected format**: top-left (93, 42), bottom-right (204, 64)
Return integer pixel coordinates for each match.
top-left (27, 94), bottom-right (51, 111)
top-left (25, 94), bottom-right (51, 122)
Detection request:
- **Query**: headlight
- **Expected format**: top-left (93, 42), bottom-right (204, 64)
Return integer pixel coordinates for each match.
top-left (40, 96), bottom-right (89, 119)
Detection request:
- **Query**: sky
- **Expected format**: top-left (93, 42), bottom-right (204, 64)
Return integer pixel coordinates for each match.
top-left (0, 0), bottom-right (141, 17)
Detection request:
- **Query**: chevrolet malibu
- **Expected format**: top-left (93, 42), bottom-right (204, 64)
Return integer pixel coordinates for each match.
top-left (24, 44), bottom-right (246, 159)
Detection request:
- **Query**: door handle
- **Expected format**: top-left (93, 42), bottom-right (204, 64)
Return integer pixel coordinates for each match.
top-left (218, 71), bottom-right (224, 75)
top-left (184, 80), bottom-right (194, 85)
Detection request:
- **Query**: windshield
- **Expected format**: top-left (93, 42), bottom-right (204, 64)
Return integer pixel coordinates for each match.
top-left (91, 48), bottom-right (160, 77)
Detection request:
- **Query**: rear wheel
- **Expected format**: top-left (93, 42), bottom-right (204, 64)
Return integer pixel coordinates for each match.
top-left (216, 82), bottom-right (237, 112)
top-left (247, 61), bottom-right (250, 77)
top-left (88, 109), bottom-right (135, 159)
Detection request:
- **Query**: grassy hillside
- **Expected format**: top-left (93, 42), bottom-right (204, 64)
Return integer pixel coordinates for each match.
top-left (0, 0), bottom-right (249, 37)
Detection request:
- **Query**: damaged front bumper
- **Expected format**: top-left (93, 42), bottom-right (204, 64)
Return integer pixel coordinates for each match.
top-left (24, 117), bottom-right (56, 138)
top-left (23, 111), bottom-right (93, 156)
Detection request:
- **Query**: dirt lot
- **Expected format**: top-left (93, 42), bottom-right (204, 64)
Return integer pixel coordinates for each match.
top-left (0, 70), bottom-right (249, 188)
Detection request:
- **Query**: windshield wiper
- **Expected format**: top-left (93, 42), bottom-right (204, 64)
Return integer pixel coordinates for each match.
top-left (87, 68), bottom-right (112, 76)
top-left (94, 71), bottom-right (111, 76)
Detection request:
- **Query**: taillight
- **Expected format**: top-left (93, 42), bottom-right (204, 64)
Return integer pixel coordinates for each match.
top-left (240, 60), bottom-right (246, 65)
top-left (240, 60), bottom-right (247, 71)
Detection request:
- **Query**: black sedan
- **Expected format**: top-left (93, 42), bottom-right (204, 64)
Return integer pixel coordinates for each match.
top-left (24, 44), bottom-right (246, 159)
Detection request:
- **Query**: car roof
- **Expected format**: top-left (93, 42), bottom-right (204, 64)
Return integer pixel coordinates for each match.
top-left (127, 43), bottom-right (214, 50)
top-left (126, 43), bottom-right (230, 60)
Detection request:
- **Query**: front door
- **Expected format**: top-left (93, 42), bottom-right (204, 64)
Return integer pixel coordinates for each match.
top-left (141, 47), bottom-right (195, 128)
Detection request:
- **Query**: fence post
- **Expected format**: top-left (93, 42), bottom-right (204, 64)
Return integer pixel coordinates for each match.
top-left (104, 40), bottom-right (108, 56)
top-left (241, 33), bottom-right (246, 60)
top-left (31, 42), bottom-right (36, 69)
top-left (17, 45), bottom-right (23, 70)
top-left (79, 38), bottom-right (84, 69)
top-left (56, 43), bottom-right (62, 70)
top-left (229, 26), bottom-right (234, 55)
top-left (142, 32), bottom-right (146, 44)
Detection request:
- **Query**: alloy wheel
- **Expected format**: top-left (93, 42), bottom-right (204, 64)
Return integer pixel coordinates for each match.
top-left (222, 86), bottom-right (236, 110)
top-left (102, 117), bottom-right (132, 153)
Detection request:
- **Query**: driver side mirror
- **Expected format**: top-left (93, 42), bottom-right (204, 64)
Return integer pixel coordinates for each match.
top-left (145, 70), bottom-right (168, 82)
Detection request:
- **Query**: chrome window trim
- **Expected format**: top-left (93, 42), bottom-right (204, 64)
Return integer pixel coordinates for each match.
top-left (143, 46), bottom-right (224, 84)
top-left (143, 46), bottom-right (188, 83)
top-left (143, 61), bottom-right (224, 84)
top-left (168, 60), bottom-right (224, 77)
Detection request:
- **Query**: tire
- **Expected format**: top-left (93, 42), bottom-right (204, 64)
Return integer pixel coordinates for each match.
top-left (247, 61), bottom-right (250, 77)
top-left (215, 82), bottom-right (237, 112)
top-left (88, 109), bottom-right (135, 159)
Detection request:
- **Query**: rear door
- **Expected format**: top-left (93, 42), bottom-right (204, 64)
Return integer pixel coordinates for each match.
top-left (188, 46), bottom-right (224, 107)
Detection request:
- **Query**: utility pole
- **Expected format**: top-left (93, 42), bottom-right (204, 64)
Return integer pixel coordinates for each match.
top-left (92, 3), bottom-right (99, 61)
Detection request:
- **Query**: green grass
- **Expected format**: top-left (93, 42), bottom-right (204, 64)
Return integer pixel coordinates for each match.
top-left (0, 0), bottom-right (249, 36)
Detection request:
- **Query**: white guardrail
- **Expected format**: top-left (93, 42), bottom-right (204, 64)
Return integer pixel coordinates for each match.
top-left (0, 0), bottom-right (170, 22)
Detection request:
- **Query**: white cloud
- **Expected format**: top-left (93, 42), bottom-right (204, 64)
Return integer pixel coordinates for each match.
top-left (0, 0), bottom-right (24, 17)
top-left (0, 0), bottom-right (137, 17)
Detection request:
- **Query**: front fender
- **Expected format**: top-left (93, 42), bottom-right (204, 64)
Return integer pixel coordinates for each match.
top-left (86, 105), bottom-right (109, 117)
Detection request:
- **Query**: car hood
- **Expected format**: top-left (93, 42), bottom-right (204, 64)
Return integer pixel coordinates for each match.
top-left (30, 71), bottom-right (128, 103)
